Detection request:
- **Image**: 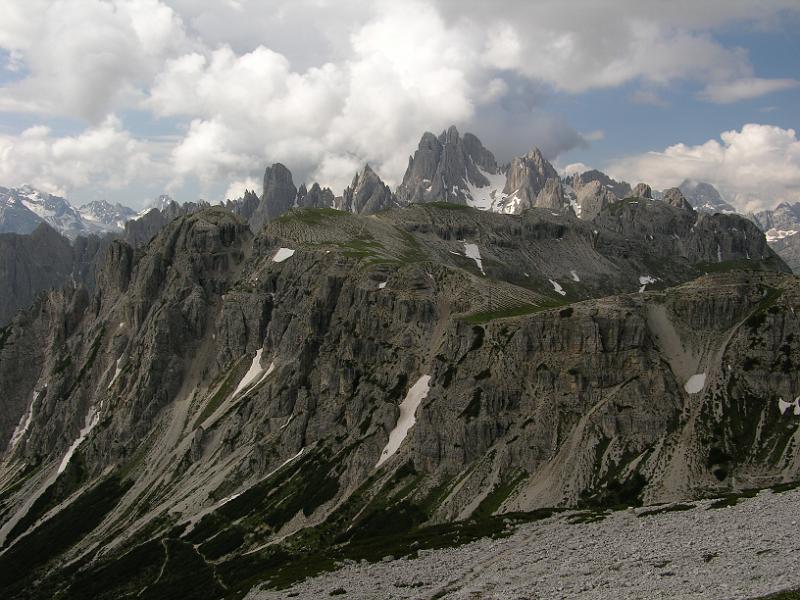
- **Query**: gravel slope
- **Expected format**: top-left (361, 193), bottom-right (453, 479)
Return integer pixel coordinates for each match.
top-left (248, 487), bottom-right (800, 600)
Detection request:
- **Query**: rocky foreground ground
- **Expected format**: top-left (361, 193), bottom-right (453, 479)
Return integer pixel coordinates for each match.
top-left (248, 486), bottom-right (800, 600)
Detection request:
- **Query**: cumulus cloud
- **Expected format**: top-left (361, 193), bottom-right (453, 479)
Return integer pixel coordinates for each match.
top-left (561, 162), bottom-right (593, 177)
top-left (224, 176), bottom-right (260, 201)
top-left (150, 1), bottom-right (513, 192)
top-left (0, 0), bottom-right (189, 121)
top-left (0, 116), bottom-right (154, 195)
top-left (607, 124), bottom-right (800, 212)
top-left (0, 0), bottom-right (798, 204)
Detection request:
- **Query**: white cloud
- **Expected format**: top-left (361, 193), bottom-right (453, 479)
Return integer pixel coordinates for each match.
top-left (224, 176), bottom-right (260, 201)
top-left (608, 124), bottom-right (800, 212)
top-left (146, 1), bottom-right (491, 192)
top-left (700, 77), bottom-right (800, 103)
top-left (561, 162), bottom-right (593, 177)
top-left (0, 115), bottom-right (154, 196)
top-left (0, 0), bottom-right (798, 203)
top-left (0, 0), bottom-right (188, 120)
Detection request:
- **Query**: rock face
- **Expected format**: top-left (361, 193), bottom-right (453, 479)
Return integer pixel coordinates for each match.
top-left (749, 203), bottom-right (800, 274)
top-left (501, 149), bottom-right (566, 213)
top-left (250, 163), bottom-right (298, 231)
top-left (0, 186), bottom-right (108, 239)
top-left (225, 189), bottom-right (260, 222)
top-left (679, 180), bottom-right (736, 214)
top-left (663, 187), bottom-right (694, 211)
top-left (632, 183), bottom-right (653, 199)
top-left (338, 165), bottom-right (397, 214)
top-left (397, 126), bottom-right (504, 207)
top-left (0, 224), bottom-right (74, 326)
top-left (123, 198), bottom-right (211, 246)
top-left (766, 233), bottom-right (800, 274)
top-left (565, 169), bottom-right (632, 199)
top-left (0, 188), bottom-right (55, 236)
top-left (297, 182), bottom-right (335, 210)
top-left (753, 202), bottom-right (800, 235)
top-left (0, 196), bottom-right (794, 598)
top-left (77, 200), bottom-right (137, 233)
top-left (574, 180), bottom-right (618, 220)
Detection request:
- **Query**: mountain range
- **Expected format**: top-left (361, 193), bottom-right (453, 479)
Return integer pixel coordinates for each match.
top-left (0, 186), bottom-right (140, 238)
top-left (4, 126), bottom-right (800, 258)
top-left (1, 127), bottom-right (800, 599)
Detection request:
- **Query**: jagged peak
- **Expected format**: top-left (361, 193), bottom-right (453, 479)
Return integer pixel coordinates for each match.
top-left (264, 162), bottom-right (293, 183)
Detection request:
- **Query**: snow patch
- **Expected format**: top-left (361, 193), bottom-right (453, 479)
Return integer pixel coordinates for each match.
top-left (717, 244), bottom-right (722, 263)
top-left (220, 492), bottom-right (242, 506)
top-left (272, 247), bottom-right (295, 262)
top-left (465, 167), bottom-right (508, 211)
top-left (570, 270), bottom-right (580, 282)
top-left (684, 373), bottom-right (706, 394)
top-left (639, 275), bottom-right (657, 293)
top-left (778, 398), bottom-right (794, 415)
top-left (58, 404), bottom-right (101, 474)
top-left (376, 375), bottom-right (431, 467)
top-left (378, 281), bottom-right (387, 290)
top-left (766, 229), bottom-right (798, 242)
top-left (549, 279), bottom-right (566, 296)
top-left (463, 243), bottom-right (486, 275)
top-left (108, 358), bottom-right (123, 389)
top-left (232, 350), bottom-right (274, 399)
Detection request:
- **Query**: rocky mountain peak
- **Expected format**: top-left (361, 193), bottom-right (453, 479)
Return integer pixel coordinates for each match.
top-left (678, 179), bottom-right (736, 214)
top-left (249, 163), bottom-right (298, 231)
top-left (573, 179), bottom-right (619, 220)
top-left (663, 187), bottom-right (694, 211)
top-left (565, 169), bottom-right (632, 199)
top-left (632, 183), bottom-right (653, 199)
top-left (78, 199), bottom-right (136, 233)
top-left (339, 164), bottom-right (397, 214)
top-left (297, 182), bottom-right (335, 210)
top-left (752, 201), bottom-right (800, 233)
top-left (397, 126), bottom-right (501, 207)
top-left (0, 185), bottom-right (139, 238)
top-left (441, 124), bottom-right (461, 145)
top-left (148, 194), bottom-right (175, 213)
top-left (500, 147), bottom-right (564, 213)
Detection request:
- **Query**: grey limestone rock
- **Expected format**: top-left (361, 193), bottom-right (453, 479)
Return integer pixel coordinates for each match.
top-left (397, 126), bottom-right (501, 206)
top-left (575, 180), bottom-right (618, 220)
top-left (663, 187), bottom-right (694, 211)
top-left (497, 148), bottom-right (567, 214)
top-left (249, 163), bottom-right (297, 231)
top-left (338, 165), bottom-right (397, 214)
top-left (0, 197), bottom-right (795, 598)
top-left (679, 179), bottom-right (736, 214)
top-left (632, 182), bottom-right (653, 199)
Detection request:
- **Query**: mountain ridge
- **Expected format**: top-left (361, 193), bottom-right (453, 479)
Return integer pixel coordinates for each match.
top-left (0, 192), bottom-right (795, 597)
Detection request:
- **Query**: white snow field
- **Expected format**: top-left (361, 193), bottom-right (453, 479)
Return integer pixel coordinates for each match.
top-left (376, 375), bottom-right (431, 467)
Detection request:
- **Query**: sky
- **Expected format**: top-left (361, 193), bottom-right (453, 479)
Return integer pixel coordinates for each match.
top-left (0, 0), bottom-right (798, 212)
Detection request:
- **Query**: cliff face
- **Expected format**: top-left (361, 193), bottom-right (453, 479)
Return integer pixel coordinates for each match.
top-left (0, 201), bottom-right (797, 598)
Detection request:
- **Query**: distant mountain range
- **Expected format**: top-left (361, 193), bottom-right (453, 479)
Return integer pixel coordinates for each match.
top-left (0, 186), bottom-right (149, 238)
top-left (2, 125), bottom-right (800, 329)
top-left (4, 127), bottom-right (799, 248)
